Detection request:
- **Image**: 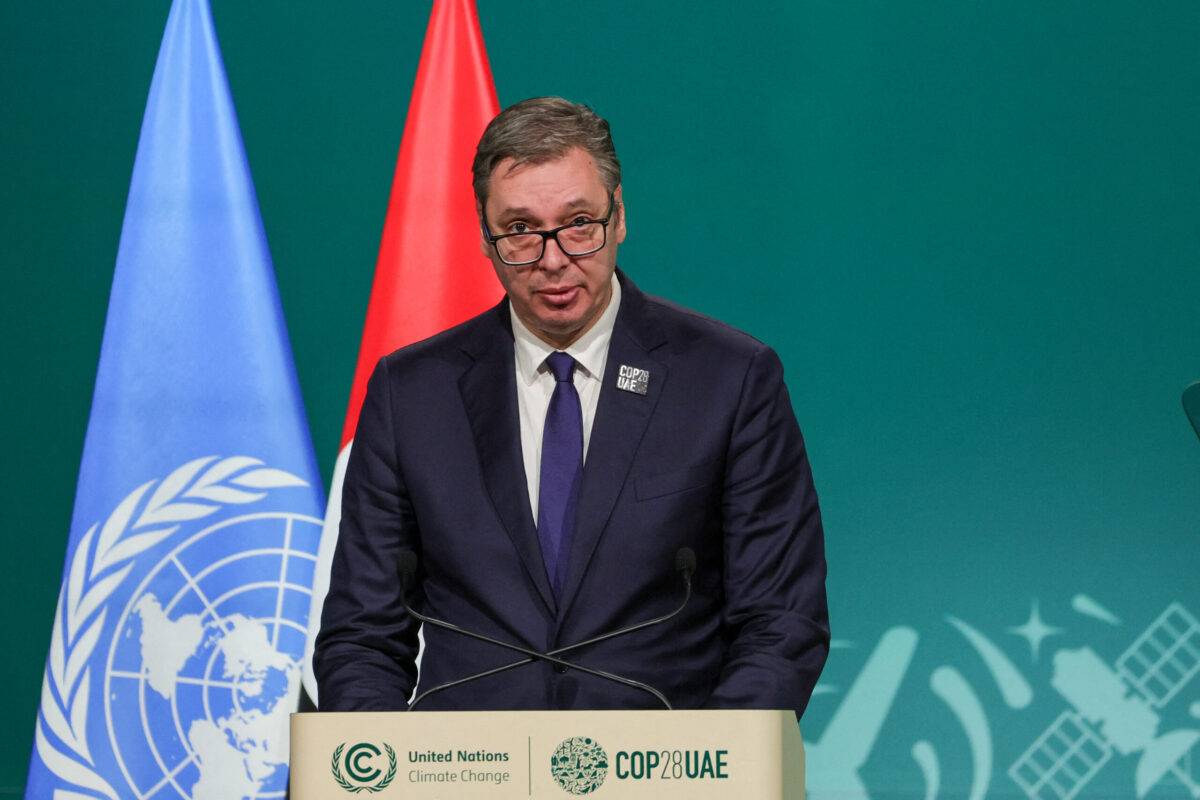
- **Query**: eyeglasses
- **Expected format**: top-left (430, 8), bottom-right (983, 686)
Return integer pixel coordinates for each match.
top-left (483, 195), bottom-right (615, 266)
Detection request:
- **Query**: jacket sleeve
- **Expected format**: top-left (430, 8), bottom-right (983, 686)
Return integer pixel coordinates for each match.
top-left (313, 357), bottom-right (421, 710)
top-left (704, 344), bottom-right (830, 718)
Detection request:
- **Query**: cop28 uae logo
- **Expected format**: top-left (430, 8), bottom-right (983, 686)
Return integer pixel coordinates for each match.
top-left (331, 742), bottom-right (397, 794)
top-left (550, 736), bottom-right (609, 795)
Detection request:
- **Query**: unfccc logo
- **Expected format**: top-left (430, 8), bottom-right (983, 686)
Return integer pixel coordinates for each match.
top-left (331, 741), bottom-right (397, 794)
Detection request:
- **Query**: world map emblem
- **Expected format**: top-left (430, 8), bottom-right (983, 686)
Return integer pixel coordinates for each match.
top-left (550, 736), bottom-right (608, 795)
top-left (34, 456), bottom-right (323, 800)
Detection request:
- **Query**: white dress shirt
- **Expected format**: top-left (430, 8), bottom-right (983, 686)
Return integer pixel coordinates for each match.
top-left (511, 274), bottom-right (621, 524)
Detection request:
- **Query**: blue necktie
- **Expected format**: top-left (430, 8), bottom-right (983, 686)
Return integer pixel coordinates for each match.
top-left (538, 352), bottom-right (583, 599)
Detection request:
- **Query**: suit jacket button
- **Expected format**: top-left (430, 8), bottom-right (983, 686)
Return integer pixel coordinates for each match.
top-left (554, 663), bottom-right (568, 674)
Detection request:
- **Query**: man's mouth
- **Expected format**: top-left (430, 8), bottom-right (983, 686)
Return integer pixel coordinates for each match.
top-left (536, 285), bottom-right (581, 307)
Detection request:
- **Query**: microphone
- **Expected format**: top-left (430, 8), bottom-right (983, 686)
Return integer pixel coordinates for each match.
top-left (676, 546), bottom-right (697, 578)
top-left (398, 548), bottom-right (419, 593)
top-left (1184, 382), bottom-right (1200, 443)
top-left (398, 548), bottom-right (684, 710)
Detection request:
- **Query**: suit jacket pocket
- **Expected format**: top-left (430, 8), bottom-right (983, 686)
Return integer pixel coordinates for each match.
top-left (636, 461), bottom-right (717, 501)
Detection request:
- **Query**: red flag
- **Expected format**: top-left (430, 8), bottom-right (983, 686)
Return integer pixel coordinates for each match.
top-left (305, 0), bottom-right (501, 700)
top-left (343, 0), bottom-right (502, 444)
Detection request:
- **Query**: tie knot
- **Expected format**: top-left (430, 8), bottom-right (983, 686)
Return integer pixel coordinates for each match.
top-left (545, 352), bottom-right (576, 383)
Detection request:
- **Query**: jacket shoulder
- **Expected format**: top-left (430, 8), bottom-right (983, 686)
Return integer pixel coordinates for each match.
top-left (639, 291), bottom-right (772, 363)
top-left (376, 303), bottom-right (506, 376)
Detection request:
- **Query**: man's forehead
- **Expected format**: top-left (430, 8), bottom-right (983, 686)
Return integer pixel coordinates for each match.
top-left (486, 151), bottom-right (609, 216)
top-left (492, 146), bottom-right (593, 175)
top-left (490, 149), bottom-right (601, 188)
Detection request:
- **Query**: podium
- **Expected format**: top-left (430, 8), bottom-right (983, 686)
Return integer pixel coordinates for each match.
top-left (291, 709), bottom-right (804, 798)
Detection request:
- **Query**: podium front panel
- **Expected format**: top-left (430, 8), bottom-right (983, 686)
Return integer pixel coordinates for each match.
top-left (291, 709), bottom-right (803, 798)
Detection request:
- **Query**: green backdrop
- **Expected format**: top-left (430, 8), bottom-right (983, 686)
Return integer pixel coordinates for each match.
top-left (2, 2), bottom-right (1198, 797)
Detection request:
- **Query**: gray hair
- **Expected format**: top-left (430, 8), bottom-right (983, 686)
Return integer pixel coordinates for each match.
top-left (472, 96), bottom-right (621, 211)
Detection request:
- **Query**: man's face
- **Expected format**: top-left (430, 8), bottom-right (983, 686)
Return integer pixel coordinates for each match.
top-left (479, 147), bottom-right (625, 349)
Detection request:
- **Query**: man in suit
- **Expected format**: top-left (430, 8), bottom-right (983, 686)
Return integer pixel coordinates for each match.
top-left (314, 97), bottom-right (829, 715)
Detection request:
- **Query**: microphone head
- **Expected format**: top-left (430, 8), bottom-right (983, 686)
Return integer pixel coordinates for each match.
top-left (1185, 382), bottom-right (1200, 443)
top-left (397, 548), bottom-right (419, 591)
top-left (675, 547), bottom-right (697, 578)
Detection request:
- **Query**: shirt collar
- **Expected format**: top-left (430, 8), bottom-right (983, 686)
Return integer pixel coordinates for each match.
top-left (511, 273), bottom-right (622, 385)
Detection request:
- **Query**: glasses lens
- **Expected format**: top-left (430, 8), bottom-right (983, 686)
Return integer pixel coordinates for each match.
top-left (496, 233), bottom-right (543, 264)
top-left (558, 222), bottom-right (605, 256)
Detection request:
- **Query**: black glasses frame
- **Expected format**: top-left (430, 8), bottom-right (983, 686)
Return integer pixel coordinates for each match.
top-left (483, 195), bottom-right (616, 266)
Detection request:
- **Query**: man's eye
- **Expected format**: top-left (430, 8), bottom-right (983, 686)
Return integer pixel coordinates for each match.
top-left (510, 222), bottom-right (529, 234)
top-left (570, 216), bottom-right (592, 227)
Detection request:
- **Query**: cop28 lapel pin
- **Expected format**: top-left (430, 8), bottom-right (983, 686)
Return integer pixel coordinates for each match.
top-left (616, 364), bottom-right (650, 395)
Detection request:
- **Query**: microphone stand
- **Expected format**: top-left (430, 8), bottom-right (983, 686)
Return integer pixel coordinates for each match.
top-left (408, 571), bottom-right (691, 710)
top-left (399, 548), bottom-right (694, 711)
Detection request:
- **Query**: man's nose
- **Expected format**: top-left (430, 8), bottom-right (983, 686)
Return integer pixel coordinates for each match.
top-left (538, 235), bottom-right (570, 269)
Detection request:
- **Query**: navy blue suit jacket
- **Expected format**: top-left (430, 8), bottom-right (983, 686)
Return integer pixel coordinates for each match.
top-left (314, 271), bottom-right (829, 715)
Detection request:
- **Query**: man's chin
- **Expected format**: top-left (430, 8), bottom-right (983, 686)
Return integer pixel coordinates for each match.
top-left (527, 309), bottom-right (595, 348)
top-left (532, 296), bottom-right (586, 328)
top-left (535, 317), bottom-right (584, 339)
top-left (523, 287), bottom-right (609, 346)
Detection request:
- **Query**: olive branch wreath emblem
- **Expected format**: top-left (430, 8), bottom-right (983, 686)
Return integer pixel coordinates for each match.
top-left (34, 455), bottom-right (309, 799)
top-left (331, 743), bottom-right (398, 794)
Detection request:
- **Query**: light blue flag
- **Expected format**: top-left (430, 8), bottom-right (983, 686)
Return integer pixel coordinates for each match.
top-left (25, 1), bottom-right (324, 797)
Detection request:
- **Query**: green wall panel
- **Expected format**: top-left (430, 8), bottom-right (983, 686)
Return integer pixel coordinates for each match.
top-left (2, 2), bottom-right (1197, 796)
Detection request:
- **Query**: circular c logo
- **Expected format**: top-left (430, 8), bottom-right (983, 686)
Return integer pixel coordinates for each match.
top-left (331, 742), bottom-right (396, 794)
top-left (345, 742), bottom-right (382, 783)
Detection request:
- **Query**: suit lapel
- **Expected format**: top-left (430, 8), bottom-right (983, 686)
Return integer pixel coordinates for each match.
top-left (459, 304), bottom-right (557, 614)
top-left (557, 274), bottom-right (668, 619)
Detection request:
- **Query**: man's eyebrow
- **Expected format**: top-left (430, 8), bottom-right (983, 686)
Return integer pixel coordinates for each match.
top-left (492, 199), bottom-right (602, 225)
top-left (492, 206), bottom-right (538, 224)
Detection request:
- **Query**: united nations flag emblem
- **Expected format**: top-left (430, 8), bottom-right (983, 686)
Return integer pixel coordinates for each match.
top-left (34, 456), bottom-right (323, 799)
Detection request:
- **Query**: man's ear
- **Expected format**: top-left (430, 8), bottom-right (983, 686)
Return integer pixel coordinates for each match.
top-left (613, 185), bottom-right (627, 244)
top-left (476, 200), bottom-right (490, 257)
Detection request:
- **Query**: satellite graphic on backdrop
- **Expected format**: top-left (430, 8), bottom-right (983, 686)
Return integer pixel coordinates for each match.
top-left (1010, 603), bottom-right (1199, 799)
top-left (808, 597), bottom-right (1200, 799)
top-left (808, 392), bottom-right (1200, 799)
